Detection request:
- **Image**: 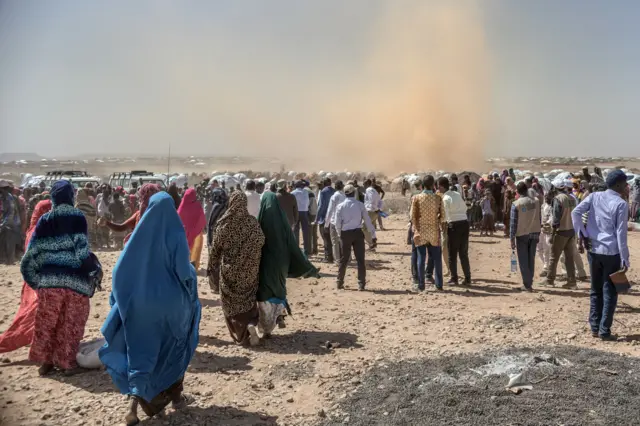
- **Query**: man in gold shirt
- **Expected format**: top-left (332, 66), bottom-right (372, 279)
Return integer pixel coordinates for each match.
top-left (410, 175), bottom-right (446, 291)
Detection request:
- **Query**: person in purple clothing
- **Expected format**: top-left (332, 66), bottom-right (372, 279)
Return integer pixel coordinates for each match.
top-left (572, 169), bottom-right (630, 341)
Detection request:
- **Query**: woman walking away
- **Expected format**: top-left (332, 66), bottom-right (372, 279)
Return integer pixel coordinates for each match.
top-left (168, 183), bottom-right (182, 209)
top-left (20, 181), bottom-right (100, 376)
top-left (0, 200), bottom-right (52, 354)
top-left (101, 183), bottom-right (160, 244)
top-left (257, 192), bottom-right (319, 336)
top-left (99, 192), bottom-right (201, 426)
top-left (178, 188), bottom-right (207, 269)
top-left (206, 188), bottom-right (228, 294)
top-left (480, 189), bottom-right (496, 237)
top-left (209, 191), bottom-right (265, 346)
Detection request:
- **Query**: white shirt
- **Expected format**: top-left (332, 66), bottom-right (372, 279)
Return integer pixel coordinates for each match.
top-left (336, 197), bottom-right (376, 238)
top-left (325, 191), bottom-right (346, 228)
top-left (291, 188), bottom-right (310, 212)
top-left (245, 190), bottom-right (261, 218)
top-left (364, 187), bottom-right (381, 212)
top-left (442, 190), bottom-right (468, 223)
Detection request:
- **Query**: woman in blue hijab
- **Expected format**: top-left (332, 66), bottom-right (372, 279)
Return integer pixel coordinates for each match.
top-left (99, 192), bottom-right (201, 426)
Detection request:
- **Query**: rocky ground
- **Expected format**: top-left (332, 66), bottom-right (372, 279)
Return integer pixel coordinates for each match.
top-left (1, 215), bottom-right (640, 426)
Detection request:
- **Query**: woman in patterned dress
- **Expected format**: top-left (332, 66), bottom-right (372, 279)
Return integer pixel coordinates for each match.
top-left (20, 180), bottom-right (99, 376)
top-left (209, 191), bottom-right (265, 346)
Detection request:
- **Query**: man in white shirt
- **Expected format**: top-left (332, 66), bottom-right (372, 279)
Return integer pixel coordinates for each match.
top-left (363, 179), bottom-right (380, 249)
top-left (244, 180), bottom-right (261, 218)
top-left (291, 180), bottom-right (311, 256)
top-left (335, 184), bottom-right (376, 291)
top-left (438, 177), bottom-right (471, 285)
top-left (325, 181), bottom-right (346, 264)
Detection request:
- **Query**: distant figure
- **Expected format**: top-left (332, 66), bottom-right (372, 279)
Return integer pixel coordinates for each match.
top-left (316, 178), bottom-right (336, 263)
top-left (177, 188), bottom-right (206, 270)
top-left (276, 179), bottom-right (299, 230)
top-left (167, 183), bottom-right (182, 209)
top-left (244, 180), bottom-right (261, 218)
top-left (325, 180), bottom-right (346, 265)
top-left (206, 188), bottom-right (229, 294)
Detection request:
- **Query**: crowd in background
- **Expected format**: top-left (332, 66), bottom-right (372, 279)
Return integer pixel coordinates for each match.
top-left (0, 165), bottom-right (636, 424)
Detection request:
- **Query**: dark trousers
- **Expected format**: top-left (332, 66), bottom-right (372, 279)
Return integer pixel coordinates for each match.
top-left (447, 220), bottom-right (471, 282)
top-left (309, 214), bottom-right (318, 254)
top-left (420, 245), bottom-right (443, 289)
top-left (409, 227), bottom-right (419, 282)
top-left (0, 228), bottom-right (16, 264)
top-left (588, 252), bottom-right (620, 337)
top-left (320, 225), bottom-right (334, 262)
top-left (294, 211), bottom-right (311, 255)
top-left (337, 229), bottom-right (366, 286)
top-left (516, 235), bottom-right (538, 289)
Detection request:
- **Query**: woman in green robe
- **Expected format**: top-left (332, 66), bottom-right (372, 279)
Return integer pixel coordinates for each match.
top-left (257, 192), bottom-right (319, 336)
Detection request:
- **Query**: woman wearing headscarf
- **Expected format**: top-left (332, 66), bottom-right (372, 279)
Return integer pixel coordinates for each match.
top-left (99, 192), bottom-right (201, 426)
top-left (101, 183), bottom-right (160, 244)
top-left (0, 200), bottom-right (52, 354)
top-left (20, 181), bottom-right (99, 376)
top-left (209, 191), bottom-right (265, 346)
top-left (206, 188), bottom-right (228, 294)
top-left (167, 183), bottom-right (182, 209)
top-left (257, 192), bottom-right (319, 336)
top-left (76, 187), bottom-right (98, 249)
top-left (177, 188), bottom-right (206, 269)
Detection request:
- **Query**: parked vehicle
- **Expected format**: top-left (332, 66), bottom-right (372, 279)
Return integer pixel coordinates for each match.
top-left (108, 171), bottom-right (167, 192)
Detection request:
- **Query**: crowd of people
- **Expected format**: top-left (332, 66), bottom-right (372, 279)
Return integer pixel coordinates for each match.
top-left (0, 165), bottom-right (635, 424)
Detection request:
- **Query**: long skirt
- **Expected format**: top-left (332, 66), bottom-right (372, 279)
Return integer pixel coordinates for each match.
top-left (0, 283), bottom-right (38, 353)
top-left (29, 288), bottom-right (90, 370)
top-left (258, 300), bottom-right (287, 335)
top-left (224, 306), bottom-right (259, 345)
top-left (190, 234), bottom-right (204, 270)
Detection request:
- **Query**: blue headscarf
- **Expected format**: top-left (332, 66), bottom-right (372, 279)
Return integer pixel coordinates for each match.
top-left (99, 192), bottom-right (201, 402)
top-left (50, 180), bottom-right (75, 206)
top-left (606, 170), bottom-right (627, 189)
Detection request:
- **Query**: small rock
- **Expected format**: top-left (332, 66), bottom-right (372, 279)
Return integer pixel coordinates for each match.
top-left (1, 358), bottom-right (10, 364)
top-left (567, 333), bottom-right (576, 340)
top-left (286, 397), bottom-right (294, 403)
top-left (317, 409), bottom-right (327, 418)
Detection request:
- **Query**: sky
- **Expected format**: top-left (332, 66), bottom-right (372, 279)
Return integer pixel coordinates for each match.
top-left (1, 0), bottom-right (639, 170)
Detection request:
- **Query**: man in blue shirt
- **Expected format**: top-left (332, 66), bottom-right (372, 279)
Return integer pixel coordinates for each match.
top-left (291, 180), bottom-right (311, 256)
top-left (315, 178), bottom-right (336, 263)
top-left (572, 169), bottom-right (630, 341)
top-left (335, 185), bottom-right (376, 291)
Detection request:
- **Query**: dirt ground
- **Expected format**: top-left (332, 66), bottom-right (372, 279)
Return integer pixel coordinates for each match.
top-left (1, 213), bottom-right (640, 426)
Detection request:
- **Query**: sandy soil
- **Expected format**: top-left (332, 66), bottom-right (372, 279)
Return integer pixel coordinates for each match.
top-left (1, 214), bottom-right (639, 425)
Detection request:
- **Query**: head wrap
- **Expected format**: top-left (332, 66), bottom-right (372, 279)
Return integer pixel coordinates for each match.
top-left (138, 183), bottom-right (160, 216)
top-left (50, 180), bottom-right (74, 206)
top-left (606, 170), bottom-right (627, 189)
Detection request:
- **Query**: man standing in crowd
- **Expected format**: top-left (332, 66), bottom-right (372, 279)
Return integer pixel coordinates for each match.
top-left (291, 180), bottom-right (311, 256)
top-left (276, 179), bottom-right (298, 231)
top-left (572, 170), bottom-right (630, 341)
top-left (244, 179), bottom-right (261, 218)
top-left (510, 182), bottom-right (542, 292)
top-left (363, 179), bottom-right (380, 250)
top-left (305, 181), bottom-right (319, 255)
top-left (316, 178), bottom-right (336, 263)
top-left (542, 180), bottom-right (578, 288)
top-left (0, 180), bottom-right (18, 264)
top-left (325, 181), bottom-right (346, 265)
top-left (438, 177), bottom-right (471, 286)
top-left (335, 184), bottom-right (376, 291)
top-left (411, 175), bottom-right (446, 291)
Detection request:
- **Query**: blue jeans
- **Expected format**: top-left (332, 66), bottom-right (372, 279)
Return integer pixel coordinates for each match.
top-left (294, 211), bottom-right (311, 255)
top-left (417, 245), bottom-right (443, 290)
top-left (516, 235), bottom-right (538, 289)
top-left (588, 252), bottom-right (620, 337)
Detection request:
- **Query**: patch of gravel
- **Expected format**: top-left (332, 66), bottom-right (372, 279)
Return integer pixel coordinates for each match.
top-left (322, 346), bottom-right (640, 426)
top-left (481, 314), bottom-right (525, 330)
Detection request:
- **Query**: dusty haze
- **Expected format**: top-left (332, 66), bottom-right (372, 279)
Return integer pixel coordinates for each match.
top-left (0, 1), bottom-right (491, 175)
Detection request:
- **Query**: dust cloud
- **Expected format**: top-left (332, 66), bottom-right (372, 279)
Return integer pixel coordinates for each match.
top-left (190, 1), bottom-right (492, 174)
